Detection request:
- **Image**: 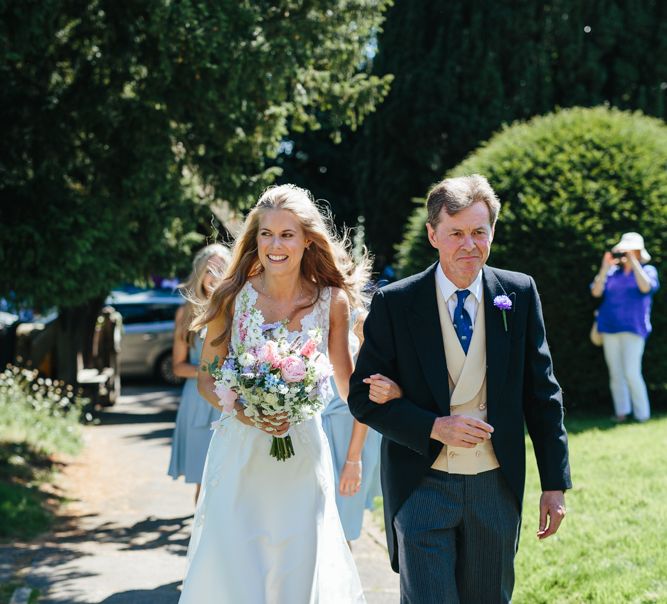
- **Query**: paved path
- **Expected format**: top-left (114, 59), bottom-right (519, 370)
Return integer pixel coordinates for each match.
top-left (1, 383), bottom-right (399, 603)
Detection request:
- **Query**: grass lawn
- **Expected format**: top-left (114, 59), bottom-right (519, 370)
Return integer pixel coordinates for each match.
top-left (0, 442), bottom-right (62, 540)
top-left (514, 413), bottom-right (667, 603)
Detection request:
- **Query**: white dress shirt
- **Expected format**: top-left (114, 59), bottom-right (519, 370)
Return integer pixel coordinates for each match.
top-left (435, 264), bottom-right (483, 326)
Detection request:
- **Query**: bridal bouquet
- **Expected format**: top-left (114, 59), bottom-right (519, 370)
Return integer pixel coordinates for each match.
top-left (209, 313), bottom-right (333, 461)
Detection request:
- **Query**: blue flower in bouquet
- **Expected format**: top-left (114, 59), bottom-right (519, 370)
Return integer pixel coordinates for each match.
top-left (265, 373), bottom-right (281, 390)
top-left (222, 357), bottom-right (237, 371)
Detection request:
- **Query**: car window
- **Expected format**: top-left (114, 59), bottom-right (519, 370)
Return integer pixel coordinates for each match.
top-left (113, 303), bottom-right (180, 325)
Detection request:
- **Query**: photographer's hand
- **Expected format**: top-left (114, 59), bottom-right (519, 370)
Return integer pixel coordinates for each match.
top-left (592, 252), bottom-right (614, 298)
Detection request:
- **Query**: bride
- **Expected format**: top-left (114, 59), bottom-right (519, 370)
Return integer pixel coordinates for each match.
top-left (179, 184), bottom-right (370, 603)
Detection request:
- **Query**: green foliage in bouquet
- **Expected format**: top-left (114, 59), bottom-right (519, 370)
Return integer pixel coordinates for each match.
top-left (397, 106), bottom-right (667, 409)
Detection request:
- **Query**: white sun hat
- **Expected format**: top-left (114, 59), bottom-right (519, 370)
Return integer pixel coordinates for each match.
top-left (612, 232), bottom-right (651, 263)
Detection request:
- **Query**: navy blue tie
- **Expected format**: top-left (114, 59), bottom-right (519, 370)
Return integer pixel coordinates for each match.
top-left (453, 289), bottom-right (473, 354)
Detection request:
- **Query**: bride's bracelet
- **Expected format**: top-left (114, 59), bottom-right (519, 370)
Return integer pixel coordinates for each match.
top-left (345, 460), bottom-right (362, 466)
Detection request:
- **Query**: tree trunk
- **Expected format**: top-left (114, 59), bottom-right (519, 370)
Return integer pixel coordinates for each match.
top-left (54, 297), bottom-right (105, 387)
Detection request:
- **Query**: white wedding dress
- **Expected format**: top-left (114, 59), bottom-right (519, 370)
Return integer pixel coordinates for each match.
top-left (179, 283), bottom-right (366, 604)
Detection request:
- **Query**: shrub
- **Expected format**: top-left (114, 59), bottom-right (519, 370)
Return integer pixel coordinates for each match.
top-left (396, 106), bottom-right (667, 409)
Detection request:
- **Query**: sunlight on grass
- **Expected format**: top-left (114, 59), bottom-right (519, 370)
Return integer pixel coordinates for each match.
top-left (514, 414), bottom-right (667, 603)
top-left (0, 365), bottom-right (85, 457)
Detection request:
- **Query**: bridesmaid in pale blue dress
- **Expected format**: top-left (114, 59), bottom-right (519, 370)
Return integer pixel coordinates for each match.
top-left (168, 244), bottom-right (230, 503)
top-left (322, 310), bottom-right (382, 544)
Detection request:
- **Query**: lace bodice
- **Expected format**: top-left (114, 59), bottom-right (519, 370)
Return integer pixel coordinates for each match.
top-left (231, 281), bottom-right (332, 355)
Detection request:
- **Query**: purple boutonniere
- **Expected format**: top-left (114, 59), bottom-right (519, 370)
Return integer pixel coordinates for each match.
top-left (493, 295), bottom-right (512, 332)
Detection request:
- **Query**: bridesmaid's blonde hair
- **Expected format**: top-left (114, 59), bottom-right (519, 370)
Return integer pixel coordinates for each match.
top-left (192, 184), bottom-right (371, 346)
top-left (178, 244), bottom-right (230, 346)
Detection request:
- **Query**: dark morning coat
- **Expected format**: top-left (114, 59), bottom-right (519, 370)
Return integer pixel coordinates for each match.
top-left (348, 263), bottom-right (572, 572)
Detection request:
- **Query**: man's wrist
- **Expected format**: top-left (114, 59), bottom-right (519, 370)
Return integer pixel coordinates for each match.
top-left (430, 416), bottom-right (442, 442)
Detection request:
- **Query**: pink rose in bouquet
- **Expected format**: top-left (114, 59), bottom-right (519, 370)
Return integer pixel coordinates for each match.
top-left (258, 340), bottom-right (281, 368)
top-left (299, 338), bottom-right (318, 358)
top-left (280, 355), bottom-right (307, 383)
top-left (214, 383), bottom-right (238, 414)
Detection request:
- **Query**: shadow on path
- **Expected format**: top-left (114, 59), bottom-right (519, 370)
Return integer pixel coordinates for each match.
top-left (2, 514), bottom-right (191, 601)
top-left (88, 383), bottom-right (180, 431)
top-left (54, 513), bottom-right (191, 553)
top-left (97, 581), bottom-right (181, 603)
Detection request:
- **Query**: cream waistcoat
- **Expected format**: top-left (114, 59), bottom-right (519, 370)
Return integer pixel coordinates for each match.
top-left (431, 281), bottom-right (500, 474)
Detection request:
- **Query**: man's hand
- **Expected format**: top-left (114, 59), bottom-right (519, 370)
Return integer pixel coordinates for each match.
top-left (430, 415), bottom-right (493, 448)
top-left (537, 490), bottom-right (566, 539)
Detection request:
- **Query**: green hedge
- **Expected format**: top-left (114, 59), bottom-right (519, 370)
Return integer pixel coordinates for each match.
top-left (396, 106), bottom-right (667, 409)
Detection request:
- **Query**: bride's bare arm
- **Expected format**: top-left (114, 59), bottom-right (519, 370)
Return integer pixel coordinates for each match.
top-left (363, 373), bottom-right (403, 404)
top-left (197, 312), bottom-right (229, 409)
top-left (328, 288), bottom-right (354, 401)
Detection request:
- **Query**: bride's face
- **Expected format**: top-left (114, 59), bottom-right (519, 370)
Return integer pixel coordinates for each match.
top-left (256, 209), bottom-right (309, 276)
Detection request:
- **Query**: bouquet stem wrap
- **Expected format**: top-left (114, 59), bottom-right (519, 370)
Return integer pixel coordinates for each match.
top-left (270, 434), bottom-right (296, 461)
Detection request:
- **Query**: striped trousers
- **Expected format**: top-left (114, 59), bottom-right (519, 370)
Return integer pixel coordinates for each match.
top-left (394, 469), bottom-right (521, 604)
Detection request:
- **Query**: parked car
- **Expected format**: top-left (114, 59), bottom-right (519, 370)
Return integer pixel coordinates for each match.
top-left (106, 289), bottom-right (185, 385)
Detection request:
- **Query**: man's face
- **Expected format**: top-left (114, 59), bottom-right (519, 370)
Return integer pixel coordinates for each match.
top-left (426, 202), bottom-right (494, 288)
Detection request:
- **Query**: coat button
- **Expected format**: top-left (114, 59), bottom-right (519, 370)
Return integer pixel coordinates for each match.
top-left (479, 402), bottom-right (487, 410)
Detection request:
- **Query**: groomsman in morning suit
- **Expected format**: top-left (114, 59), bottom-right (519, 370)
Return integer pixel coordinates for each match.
top-left (348, 175), bottom-right (571, 603)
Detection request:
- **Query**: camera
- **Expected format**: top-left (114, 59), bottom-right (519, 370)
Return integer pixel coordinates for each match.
top-left (611, 251), bottom-right (626, 260)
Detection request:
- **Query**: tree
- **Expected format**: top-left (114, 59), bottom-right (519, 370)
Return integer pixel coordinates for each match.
top-left (397, 106), bottom-right (667, 409)
top-left (0, 0), bottom-right (392, 385)
top-left (277, 0), bottom-right (667, 264)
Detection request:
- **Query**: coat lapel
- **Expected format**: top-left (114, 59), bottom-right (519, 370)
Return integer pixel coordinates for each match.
top-left (408, 263), bottom-right (451, 415)
top-left (483, 266), bottom-right (512, 410)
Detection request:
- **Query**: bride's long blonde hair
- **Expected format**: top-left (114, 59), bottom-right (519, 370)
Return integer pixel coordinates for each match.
top-left (191, 184), bottom-right (371, 346)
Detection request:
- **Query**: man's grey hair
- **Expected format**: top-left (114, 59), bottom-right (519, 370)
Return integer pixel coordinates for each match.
top-left (426, 174), bottom-right (501, 227)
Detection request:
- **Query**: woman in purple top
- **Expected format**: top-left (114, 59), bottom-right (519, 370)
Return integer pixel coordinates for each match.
top-left (591, 232), bottom-right (659, 422)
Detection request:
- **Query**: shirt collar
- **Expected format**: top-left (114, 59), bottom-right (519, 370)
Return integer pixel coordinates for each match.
top-left (436, 263), bottom-right (483, 304)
